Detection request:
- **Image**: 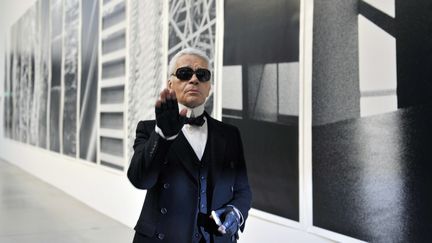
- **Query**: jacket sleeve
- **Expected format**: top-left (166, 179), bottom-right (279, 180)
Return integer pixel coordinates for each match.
top-left (127, 120), bottom-right (173, 189)
top-left (228, 127), bottom-right (252, 232)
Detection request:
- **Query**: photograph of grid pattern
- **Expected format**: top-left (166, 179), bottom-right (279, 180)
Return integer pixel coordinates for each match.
top-left (168, 0), bottom-right (217, 114)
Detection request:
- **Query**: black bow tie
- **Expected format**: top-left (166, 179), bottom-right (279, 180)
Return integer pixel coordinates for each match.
top-left (184, 114), bottom-right (205, 126)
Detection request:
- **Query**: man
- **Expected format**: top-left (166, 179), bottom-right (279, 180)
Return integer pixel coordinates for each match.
top-left (128, 48), bottom-right (252, 243)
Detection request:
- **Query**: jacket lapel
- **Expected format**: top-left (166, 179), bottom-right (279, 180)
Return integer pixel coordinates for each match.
top-left (171, 131), bottom-right (200, 182)
top-left (206, 113), bottom-right (227, 188)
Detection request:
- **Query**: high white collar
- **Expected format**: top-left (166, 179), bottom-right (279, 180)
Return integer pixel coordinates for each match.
top-left (178, 102), bottom-right (205, 118)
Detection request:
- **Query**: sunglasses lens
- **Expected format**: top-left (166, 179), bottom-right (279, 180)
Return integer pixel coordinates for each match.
top-left (176, 67), bottom-right (194, 80)
top-left (196, 69), bottom-right (211, 82)
top-left (175, 67), bottom-right (211, 82)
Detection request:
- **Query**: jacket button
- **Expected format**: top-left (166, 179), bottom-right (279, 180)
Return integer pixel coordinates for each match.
top-left (161, 208), bottom-right (167, 214)
top-left (157, 233), bottom-right (165, 240)
top-left (163, 183), bottom-right (170, 189)
top-left (163, 160), bottom-right (168, 165)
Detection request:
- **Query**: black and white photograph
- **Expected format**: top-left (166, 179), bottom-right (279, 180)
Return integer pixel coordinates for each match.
top-left (62, 0), bottom-right (79, 157)
top-left (79, 0), bottom-right (98, 162)
top-left (222, 0), bottom-right (300, 221)
top-left (35, 0), bottom-right (50, 149)
top-left (4, 41), bottom-right (11, 139)
top-left (4, 0), bottom-right (432, 242)
top-left (312, 0), bottom-right (432, 242)
top-left (98, 0), bottom-right (127, 170)
top-left (168, 0), bottom-right (217, 115)
top-left (127, 0), bottom-right (164, 163)
top-left (49, 0), bottom-right (63, 153)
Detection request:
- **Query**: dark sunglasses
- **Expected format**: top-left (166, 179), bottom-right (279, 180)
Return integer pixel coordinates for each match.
top-left (172, 67), bottom-right (211, 82)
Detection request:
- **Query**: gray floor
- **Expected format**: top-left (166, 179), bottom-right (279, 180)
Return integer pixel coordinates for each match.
top-left (0, 159), bottom-right (134, 243)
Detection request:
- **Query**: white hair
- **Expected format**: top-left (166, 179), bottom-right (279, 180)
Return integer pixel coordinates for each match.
top-left (167, 48), bottom-right (211, 80)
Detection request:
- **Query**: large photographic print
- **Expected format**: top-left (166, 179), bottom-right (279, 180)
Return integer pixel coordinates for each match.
top-left (127, 0), bottom-right (164, 162)
top-left (4, 0), bottom-right (100, 163)
top-left (313, 1), bottom-right (432, 241)
top-left (49, 0), bottom-right (63, 153)
top-left (223, 0), bottom-right (300, 220)
top-left (35, 0), bottom-right (50, 149)
top-left (62, 0), bottom-right (79, 157)
top-left (79, 0), bottom-right (99, 162)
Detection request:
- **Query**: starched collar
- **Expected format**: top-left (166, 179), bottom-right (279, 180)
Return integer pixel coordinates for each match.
top-left (178, 102), bottom-right (205, 118)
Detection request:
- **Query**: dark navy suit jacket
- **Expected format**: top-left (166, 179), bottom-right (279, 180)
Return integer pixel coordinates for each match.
top-left (128, 113), bottom-right (252, 243)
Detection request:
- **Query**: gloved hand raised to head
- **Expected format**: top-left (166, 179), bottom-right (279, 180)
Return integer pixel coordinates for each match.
top-left (211, 205), bottom-right (241, 237)
top-left (155, 89), bottom-right (187, 137)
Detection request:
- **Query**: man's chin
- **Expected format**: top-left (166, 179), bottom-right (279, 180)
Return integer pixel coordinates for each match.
top-left (183, 99), bottom-right (205, 108)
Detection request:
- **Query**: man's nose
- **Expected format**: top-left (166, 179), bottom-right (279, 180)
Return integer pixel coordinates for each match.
top-left (188, 74), bottom-right (199, 84)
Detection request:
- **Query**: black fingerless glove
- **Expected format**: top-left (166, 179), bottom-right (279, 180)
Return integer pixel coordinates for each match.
top-left (155, 98), bottom-right (185, 137)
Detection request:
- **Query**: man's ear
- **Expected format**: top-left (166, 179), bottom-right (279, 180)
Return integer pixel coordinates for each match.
top-left (167, 80), bottom-right (172, 89)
